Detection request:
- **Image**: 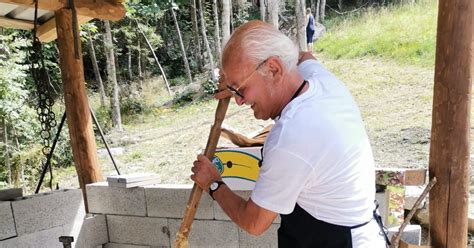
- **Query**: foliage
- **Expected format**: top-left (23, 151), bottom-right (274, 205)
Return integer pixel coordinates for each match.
top-left (172, 89), bottom-right (195, 106)
top-left (315, 0), bottom-right (437, 66)
top-left (202, 79), bottom-right (218, 95)
top-left (168, 76), bottom-right (187, 87)
top-left (121, 96), bottom-right (147, 117)
top-left (94, 106), bottom-right (113, 133)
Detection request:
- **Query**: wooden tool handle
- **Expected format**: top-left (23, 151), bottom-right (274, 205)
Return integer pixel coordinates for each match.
top-left (174, 97), bottom-right (230, 248)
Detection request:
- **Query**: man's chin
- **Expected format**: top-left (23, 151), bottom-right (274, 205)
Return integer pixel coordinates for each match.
top-left (253, 111), bottom-right (270, 121)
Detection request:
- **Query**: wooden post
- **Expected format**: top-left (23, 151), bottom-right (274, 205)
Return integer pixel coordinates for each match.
top-left (428, 0), bottom-right (472, 246)
top-left (55, 8), bottom-right (102, 211)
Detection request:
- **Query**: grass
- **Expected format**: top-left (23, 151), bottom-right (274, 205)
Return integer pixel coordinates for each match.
top-left (316, 0), bottom-right (438, 67)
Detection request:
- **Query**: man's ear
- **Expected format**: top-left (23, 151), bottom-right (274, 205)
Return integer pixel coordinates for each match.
top-left (265, 56), bottom-right (285, 84)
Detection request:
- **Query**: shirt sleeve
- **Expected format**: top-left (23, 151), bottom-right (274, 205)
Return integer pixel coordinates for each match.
top-left (250, 147), bottom-right (313, 214)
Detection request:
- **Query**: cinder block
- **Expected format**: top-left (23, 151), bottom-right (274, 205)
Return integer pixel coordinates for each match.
top-left (104, 243), bottom-right (151, 248)
top-left (168, 219), bottom-right (238, 248)
top-left (63, 214), bottom-right (108, 248)
top-left (107, 215), bottom-right (169, 247)
top-left (238, 223), bottom-right (279, 248)
top-left (0, 226), bottom-right (63, 248)
top-left (388, 224), bottom-right (421, 245)
top-left (145, 184), bottom-right (214, 219)
top-left (11, 189), bottom-right (85, 236)
top-left (375, 191), bottom-right (388, 223)
top-left (404, 186), bottom-right (425, 210)
top-left (213, 190), bottom-right (280, 223)
top-left (0, 201), bottom-right (16, 240)
top-left (87, 182), bottom-right (146, 216)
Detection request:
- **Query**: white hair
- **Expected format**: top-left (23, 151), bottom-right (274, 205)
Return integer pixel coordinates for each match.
top-left (239, 26), bottom-right (299, 71)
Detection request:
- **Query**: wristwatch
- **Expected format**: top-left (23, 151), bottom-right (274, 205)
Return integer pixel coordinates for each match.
top-left (209, 180), bottom-right (225, 200)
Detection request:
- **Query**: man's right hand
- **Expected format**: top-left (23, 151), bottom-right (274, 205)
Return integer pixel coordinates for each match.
top-left (214, 73), bottom-right (232, 100)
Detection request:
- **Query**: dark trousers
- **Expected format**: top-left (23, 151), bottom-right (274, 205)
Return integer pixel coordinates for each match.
top-left (278, 204), bottom-right (353, 248)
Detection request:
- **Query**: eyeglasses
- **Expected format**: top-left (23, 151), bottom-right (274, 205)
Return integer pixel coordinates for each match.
top-left (226, 58), bottom-right (269, 99)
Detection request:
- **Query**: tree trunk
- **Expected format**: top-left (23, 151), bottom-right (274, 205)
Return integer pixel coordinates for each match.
top-left (221, 0), bottom-right (231, 48)
top-left (198, 0), bottom-right (217, 81)
top-left (212, 0), bottom-right (222, 64)
top-left (190, 0), bottom-right (203, 72)
top-left (260, 0), bottom-right (266, 21)
top-left (229, 0), bottom-right (234, 32)
top-left (103, 20), bottom-right (122, 131)
top-left (315, 0), bottom-right (320, 23)
top-left (127, 45), bottom-right (133, 80)
top-left (320, 0), bottom-right (326, 22)
top-left (295, 0), bottom-right (306, 51)
top-left (338, 0), bottom-right (343, 10)
top-left (137, 40), bottom-right (143, 79)
top-left (137, 21), bottom-right (172, 95)
top-left (171, 7), bottom-right (193, 85)
top-left (2, 118), bottom-right (11, 185)
top-left (87, 28), bottom-right (106, 107)
top-left (267, 0), bottom-right (279, 28)
top-left (10, 120), bottom-right (23, 188)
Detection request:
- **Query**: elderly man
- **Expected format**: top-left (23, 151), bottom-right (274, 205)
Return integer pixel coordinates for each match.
top-left (191, 20), bottom-right (388, 247)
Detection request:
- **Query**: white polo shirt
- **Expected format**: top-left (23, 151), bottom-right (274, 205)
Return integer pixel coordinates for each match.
top-left (251, 59), bottom-right (385, 247)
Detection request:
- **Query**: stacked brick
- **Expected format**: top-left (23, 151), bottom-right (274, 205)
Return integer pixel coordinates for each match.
top-left (0, 189), bottom-right (107, 248)
top-left (87, 182), bottom-right (279, 247)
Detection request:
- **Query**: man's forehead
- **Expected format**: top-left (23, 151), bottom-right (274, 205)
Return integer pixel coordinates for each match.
top-left (222, 55), bottom-right (252, 78)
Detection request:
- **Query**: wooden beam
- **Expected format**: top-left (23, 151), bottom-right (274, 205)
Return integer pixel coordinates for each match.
top-left (55, 8), bottom-right (102, 212)
top-left (0, 16), bottom-right (33, 30)
top-left (1, 0), bottom-right (125, 21)
top-left (429, 0), bottom-right (472, 246)
top-left (38, 15), bottom-right (91, 43)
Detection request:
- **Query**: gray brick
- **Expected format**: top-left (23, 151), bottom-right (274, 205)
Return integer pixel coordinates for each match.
top-left (213, 190), bottom-right (280, 223)
top-left (238, 224), bottom-right (279, 248)
top-left (87, 182), bottom-right (146, 216)
top-left (104, 243), bottom-right (151, 248)
top-left (0, 201), bottom-right (16, 240)
top-left (168, 219), bottom-right (238, 248)
top-left (63, 214), bottom-right (108, 248)
top-left (388, 224), bottom-right (421, 245)
top-left (375, 191), bottom-right (388, 223)
top-left (145, 184), bottom-right (214, 219)
top-left (107, 215), bottom-right (169, 247)
top-left (11, 189), bottom-right (85, 236)
top-left (404, 186), bottom-right (425, 210)
top-left (0, 226), bottom-right (63, 248)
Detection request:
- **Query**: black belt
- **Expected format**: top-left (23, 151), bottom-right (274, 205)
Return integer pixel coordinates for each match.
top-left (350, 200), bottom-right (391, 246)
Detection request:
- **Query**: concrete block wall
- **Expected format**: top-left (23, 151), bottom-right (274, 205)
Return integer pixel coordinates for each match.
top-left (0, 189), bottom-right (108, 248)
top-left (87, 182), bottom-right (279, 247)
top-left (1, 182), bottom-right (419, 247)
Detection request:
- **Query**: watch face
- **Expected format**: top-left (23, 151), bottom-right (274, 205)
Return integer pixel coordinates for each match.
top-left (210, 182), bottom-right (218, 191)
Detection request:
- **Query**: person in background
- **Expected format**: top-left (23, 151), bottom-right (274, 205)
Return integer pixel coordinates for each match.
top-left (191, 20), bottom-right (389, 247)
top-left (306, 8), bottom-right (315, 52)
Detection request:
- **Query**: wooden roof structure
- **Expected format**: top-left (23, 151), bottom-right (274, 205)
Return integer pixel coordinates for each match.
top-left (0, 0), bottom-right (124, 42)
top-left (0, 0), bottom-right (472, 247)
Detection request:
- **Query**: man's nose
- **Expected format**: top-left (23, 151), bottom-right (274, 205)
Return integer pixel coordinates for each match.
top-left (235, 95), bottom-right (245, 106)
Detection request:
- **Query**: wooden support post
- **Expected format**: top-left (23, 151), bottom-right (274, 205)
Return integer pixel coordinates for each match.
top-left (428, 0), bottom-right (472, 246)
top-left (55, 8), bottom-right (102, 211)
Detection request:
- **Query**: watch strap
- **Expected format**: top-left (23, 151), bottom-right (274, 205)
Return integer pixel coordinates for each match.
top-left (209, 180), bottom-right (225, 200)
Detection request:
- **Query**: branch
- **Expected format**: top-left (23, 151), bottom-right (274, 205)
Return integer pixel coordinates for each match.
top-left (326, 3), bottom-right (370, 15)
